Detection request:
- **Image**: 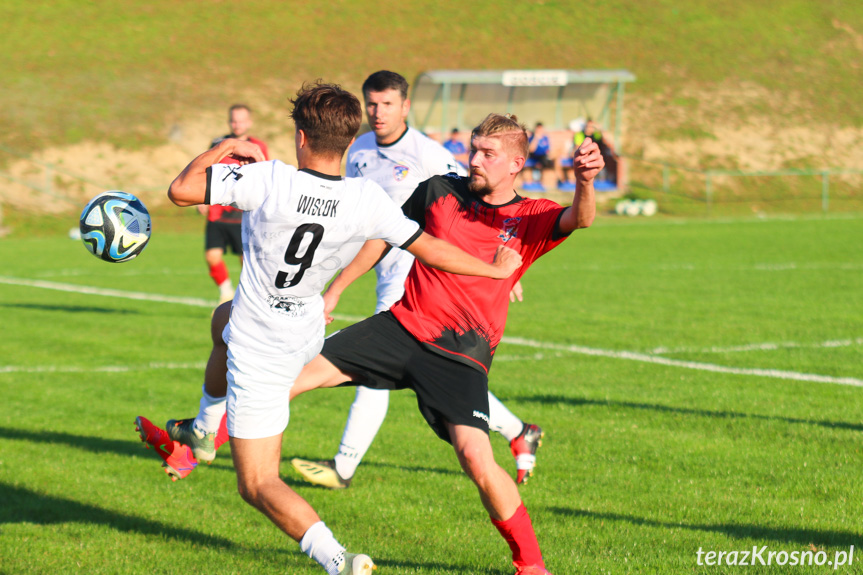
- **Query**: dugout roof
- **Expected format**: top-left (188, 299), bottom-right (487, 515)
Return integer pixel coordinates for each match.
top-left (409, 69), bottom-right (636, 153)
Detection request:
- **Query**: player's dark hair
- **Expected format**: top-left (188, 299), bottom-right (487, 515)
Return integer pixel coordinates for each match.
top-left (290, 81), bottom-right (362, 158)
top-left (362, 70), bottom-right (409, 101)
top-left (471, 113), bottom-right (529, 158)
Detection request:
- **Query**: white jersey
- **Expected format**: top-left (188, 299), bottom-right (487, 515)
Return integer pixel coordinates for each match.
top-left (346, 127), bottom-right (467, 311)
top-left (208, 161), bottom-right (421, 355)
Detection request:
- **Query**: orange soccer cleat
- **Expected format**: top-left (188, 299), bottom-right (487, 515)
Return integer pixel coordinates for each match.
top-left (135, 416), bottom-right (198, 481)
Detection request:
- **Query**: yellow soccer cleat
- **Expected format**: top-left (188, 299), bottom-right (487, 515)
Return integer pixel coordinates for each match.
top-left (340, 552), bottom-right (376, 574)
top-left (290, 458), bottom-right (352, 489)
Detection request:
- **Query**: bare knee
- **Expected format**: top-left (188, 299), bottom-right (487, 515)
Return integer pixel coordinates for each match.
top-left (234, 471), bottom-right (261, 507)
top-left (205, 249), bottom-right (224, 267)
top-left (235, 472), bottom-right (275, 511)
top-left (456, 442), bottom-right (495, 484)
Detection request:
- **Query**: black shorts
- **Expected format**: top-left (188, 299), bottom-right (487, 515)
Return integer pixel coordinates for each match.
top-left (205, 220), bottom-right (242, 254)
top-left (321, 311), bottom-right (490, 443)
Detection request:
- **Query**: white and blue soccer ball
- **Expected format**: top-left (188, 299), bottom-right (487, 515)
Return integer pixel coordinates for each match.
top-left (79, 191), bottom-right (151, 263)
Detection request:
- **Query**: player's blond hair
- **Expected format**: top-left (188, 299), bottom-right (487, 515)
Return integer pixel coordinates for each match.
top-left (290, 81), bottom-right (362, 158)
top-left (471, 113), bottom-right (529, 158)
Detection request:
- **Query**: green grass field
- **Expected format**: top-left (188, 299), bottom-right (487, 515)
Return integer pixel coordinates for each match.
top-left (2, 213), bottom-right (862, 574)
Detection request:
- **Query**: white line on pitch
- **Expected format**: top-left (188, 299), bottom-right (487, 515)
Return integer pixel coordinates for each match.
top-left (35, 268), bottom-right (203, 278)
top-left (501, 336), bottom-right (863, 387)
top-left (571, 262), bottom-right (863, 272)
top-left (0, 276), bottom-right (215, 308)
top-left (3, 276), bottom-right (861, 387)
top-left (649, 337), bottom-right (863, 355)
top-left (0, 362), bottom-right (207, 374)
top-left (0, 355), bottom-right (560, 373)
top-left (0, 275), bottom-right (368, 321)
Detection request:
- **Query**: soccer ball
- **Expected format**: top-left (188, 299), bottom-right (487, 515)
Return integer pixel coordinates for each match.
top-left (79, 191), bottom-right (151, 263)
top-left (624, 200), bottom-right (642, 217)
top-left (641, 199), bottom-right (658, 217)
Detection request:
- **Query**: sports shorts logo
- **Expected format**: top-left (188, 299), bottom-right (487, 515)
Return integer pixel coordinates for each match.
top-left (267, 295), bottom-right (306, 318)
top-left (393, 165), bottom-right (409, 181)
top-left (498, 217), bottom-right (521, 242)
top-left (472, 410), bottom-right (490, 423)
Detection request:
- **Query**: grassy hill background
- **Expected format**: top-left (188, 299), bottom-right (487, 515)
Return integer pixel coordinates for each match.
top-left (1, 0), bottom-right (862, 222)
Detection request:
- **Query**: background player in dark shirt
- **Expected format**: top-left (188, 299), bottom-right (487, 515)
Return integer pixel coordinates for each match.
top-left (279, 113), bottom-right (604, 575)
top-left (201, 104), bottom-right (269, 303)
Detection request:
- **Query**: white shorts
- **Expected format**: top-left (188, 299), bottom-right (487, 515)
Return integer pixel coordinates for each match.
top-left (225, 334), bottom-right (324, 439)
top-left (374, 248), bottom-right (414, 313)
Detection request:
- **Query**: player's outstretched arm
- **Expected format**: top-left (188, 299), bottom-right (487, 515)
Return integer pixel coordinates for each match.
top-left (168, 139), bottom-right (266, 207)
top-left (407, 232), bottom-right (522, 279)
top-left (557, 137), bottom-right (603, 234)
top-left (322, 239), bottom-right (391, 324)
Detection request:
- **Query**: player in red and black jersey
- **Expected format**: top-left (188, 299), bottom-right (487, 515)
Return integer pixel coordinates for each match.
top-left (286, 113), bottom-right (604, 575)
top-left (392, 170), bottom-right (568, 373)
top-left (201, 104), bottom-right (270, 303)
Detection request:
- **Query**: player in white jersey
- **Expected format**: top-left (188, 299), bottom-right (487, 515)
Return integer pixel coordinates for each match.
top-left (160, 82), bottom-right (522, 575)
top-left (347, 118), bottom-right (463, 309)
top-left (292, 71), bottom-right (544, 489)
top-left (135, 73), bottom-right (539, 487)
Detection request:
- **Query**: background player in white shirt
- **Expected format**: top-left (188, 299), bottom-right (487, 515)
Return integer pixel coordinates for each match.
top-left (159, 82), bottom-right (522, 575)
top-left (292, 71), bottom-right (544, 489)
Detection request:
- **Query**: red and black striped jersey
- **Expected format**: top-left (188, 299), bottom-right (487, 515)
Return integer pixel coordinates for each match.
top-left (390, 174), bottom-right (570, 374)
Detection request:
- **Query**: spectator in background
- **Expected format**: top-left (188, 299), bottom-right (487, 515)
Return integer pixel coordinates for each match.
top-left (553, 118), bottom-right (584, 192)
top-left (521, 122), bottom-right (553, 192)
top-left (443, 127), bottom-right (469, 170)
top-left (575, 118), bottom-right (618, 190)
top-left (201, 104), bottom-right (270, 303)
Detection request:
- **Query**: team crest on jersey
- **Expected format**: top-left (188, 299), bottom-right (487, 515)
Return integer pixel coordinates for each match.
top-left (267, 295), bottom-right (306, 318)
top-left (498, 217), bottom-right (521, 243)
top-left (393, 165), bottom-right (409, 181)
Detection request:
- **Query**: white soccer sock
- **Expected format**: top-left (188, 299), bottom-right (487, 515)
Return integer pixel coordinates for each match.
top-left (488, 391), bottom-right (525, 441)
top-left (300, 521), bottom-right (346, 575)
top-left (218, 279), bottom-right (233, 299)
top-left (194, 384), bottom-right (227, 435)
top-left (333, 386), bottom-right (390, 480)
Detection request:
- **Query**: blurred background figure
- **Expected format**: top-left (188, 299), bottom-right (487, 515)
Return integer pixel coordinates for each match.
top-left (201, 104), bottom-right (269, 303)
top-left (553, 118), bottom-right (585, 192)
top-left (442, 127), bottom-right (469, 171)
top-left (575, 118), bottom-right (619, 191)
top-left (521, 122), bottom-right (554, 192)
